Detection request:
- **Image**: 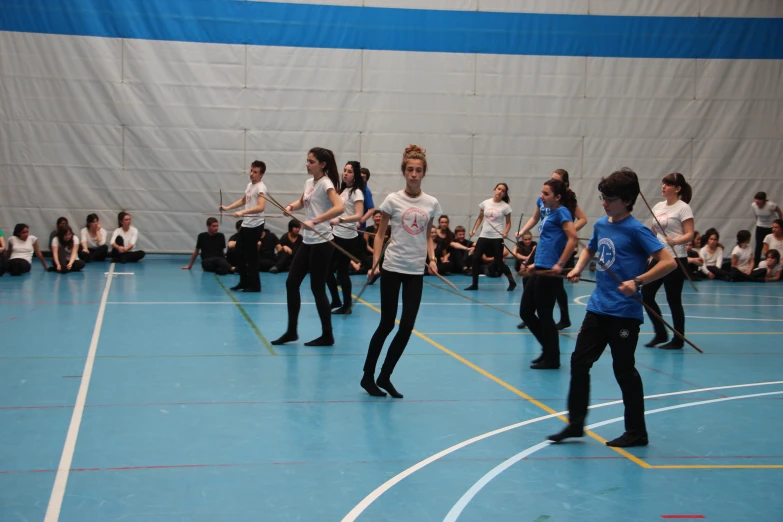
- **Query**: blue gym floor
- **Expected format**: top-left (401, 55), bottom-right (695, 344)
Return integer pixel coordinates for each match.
top-left (1, 258), bottom-right (782, 522)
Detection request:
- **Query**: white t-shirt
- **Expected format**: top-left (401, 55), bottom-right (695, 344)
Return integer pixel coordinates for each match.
top-left (242, 181), bottom-right (266, 228)
top-left (698, 246), bottom-right (724, 274)
top-left (302, 176), bottom-right (336, 245)
top-left (758, 260), bottom-right (782, 278)
top-left (731, 244), bottom-right (752, 272)
top-left (8, 235), bottom-right (37, 262)
top-left (752, 201), bottom-right (778, 228)
top-left (763, 234), bottom-right (783, 254)
top-left (379, 190), bottom-right (442, 275)
top-left (110, 227), bottom-right (139, 251)
top-left (333, 187), bottom-right (365, 240)
top-left (478, 199), bottom-right (511, 239)
top-left (80, 227), bottom-right (106, 249)
top-left (651, 200), bottom-right (694, 258)
top-left (51, 236), bottom-right (76, 254)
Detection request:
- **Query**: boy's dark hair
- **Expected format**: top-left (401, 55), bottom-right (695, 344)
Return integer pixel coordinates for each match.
top-left (251, 160), bottom-right (266, 174)
top-left (373, 209), bottom-right (382, 216)
top-left (773, 219), bottom-right (783, 229)
top-left (288, 219), bottom-right (301, 232)
top-left (454, 225), bottom-right (465, 234)
top-left (235, 220), bottom-right (243, 230)
top-left (598, 167), bottom-right (640, 212)
top-left (736, 229), bottom-right (752, 245)
top-left (767, 249), bottom-right (780, 262)
top-left (755, 191), bottom-right (767, 201)
top-left (360, 167), bottom-right (371, 181)
top-left (206, 217), bottom-right (218, 226)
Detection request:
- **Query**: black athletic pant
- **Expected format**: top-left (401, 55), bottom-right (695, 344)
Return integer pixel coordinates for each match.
top-left (7, 259), bottom-right (31, 276)
top-left (755, 226), bottom-right (772, 266)
top-left (642, 256), bottom-right (686, 343)
top-left (519, 273), bottom-right (562, 365)
top-left (51, 249), bottom-right (85, 273)
top-left (566, 312), bottom-right (646, 437)
top-left (237, 224), bottom-right (263, 291)
top-left (364, 269), bottom-right (423, 377)
top-left (471, 237), bottom-right (511, 286)
top-left (326, 236), bottom-right (359, 307)
top-left (202, 256), bottom-right (233, 275)
top-left (78, 245), bottom-right (109, 262)
top-left (284, 242), bottom-right (334, 336)
top-left (111, 237), bottom-right (146, 263)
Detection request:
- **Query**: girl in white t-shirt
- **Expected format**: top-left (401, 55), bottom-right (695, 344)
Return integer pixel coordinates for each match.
top-left (730, 229), bottom-right (754, 281)
top-left (79, 213), bottom-right (109, 262)
top-left (326, 160), bottom-right (365, 315)
top-left (698, 228), bottom-right (730, 281)
top-left (643, 172), bottom-right (695, 350)
top-left (751, 191), bottom-right (782, 265)
top-left (6, 224), bottom-right (48, 276)
top-left (465, 183), bottom-right (516, 291)
top-left (362, 145), bottom-right (442, 399)
top-left (271, 147), bottom-right (345, 348)
top-left (51, 226), bottom-right (85, 273)
top-left (110, 212), bottom-right (146, 263)
top-left (762, 219), bottom-right (783, 258)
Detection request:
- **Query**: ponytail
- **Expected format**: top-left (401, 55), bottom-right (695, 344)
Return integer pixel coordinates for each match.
top-left (662, 172), bottom-right (692, 204)
top-left (309, 147), bottom-right (340, 189)
top-left (544, 179), bottom-right (577, 219)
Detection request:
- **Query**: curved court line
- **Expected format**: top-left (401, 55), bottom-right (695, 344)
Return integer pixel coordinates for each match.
top-left (443, 390), bottom-right (783, 522)
top-left (572, 295), bottom-right (783, 321)
top-left (340, 381), bottom-right (783, 522)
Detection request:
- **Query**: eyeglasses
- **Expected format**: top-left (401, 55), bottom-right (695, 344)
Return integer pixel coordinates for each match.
top-left (598, 194), bottom-right (620, 202)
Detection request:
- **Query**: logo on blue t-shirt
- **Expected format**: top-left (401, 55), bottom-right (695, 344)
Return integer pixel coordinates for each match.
top-left (596, 238), bottom-right (616, 271)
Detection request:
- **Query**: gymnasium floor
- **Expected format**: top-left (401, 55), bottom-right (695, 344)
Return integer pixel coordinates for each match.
top-left (1, 258), bottom-right (782, 522)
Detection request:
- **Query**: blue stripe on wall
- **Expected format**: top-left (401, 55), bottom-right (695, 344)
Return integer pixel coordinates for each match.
top-left (1, 0), bottom-right (782, 59)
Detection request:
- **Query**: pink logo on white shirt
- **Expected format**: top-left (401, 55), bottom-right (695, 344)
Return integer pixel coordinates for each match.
top-left (402, 208), bottom-right (428, 235)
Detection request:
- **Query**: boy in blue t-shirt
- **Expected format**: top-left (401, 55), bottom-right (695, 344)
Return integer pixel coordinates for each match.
top-left (548, 168), bottom-right (676, 448)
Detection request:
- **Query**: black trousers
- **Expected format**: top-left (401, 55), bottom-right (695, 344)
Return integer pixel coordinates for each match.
top-left (202, 256), bottom-right (233, 275)
top-left (51, 249), bottom-right (85, 273)
top-left (78, 245), bottom-right (109, 262)
top-left (237, 224), bottom-right (263, 291)
top-left (111, 237), bottom-right (146, 263)
top-left (471, 237), bottom-right (511, 286)
top-left (284, 242), bottom-right (334, 336)
top-left (326, 236), bottom-right (359, 307)
top-left (7, 258), bottom-right (31, 276)
top-left (566, 312), bottom-right (646, 437)
top-left (755, 226), bottom-right (772, 265)
top-left (642, 257), bottom-right (686, 342)
top-left (364, 269), bottom-right (423, 377)
top-left (519, 273), bottom-right (562, 365)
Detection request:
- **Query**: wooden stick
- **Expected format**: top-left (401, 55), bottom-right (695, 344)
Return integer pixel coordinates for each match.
top-left (219, 189), bottom-right (223, 225)
top-left (638, 190), bottom-right (699, 293)
top-left (431, 270), bottom-right (461, 292)
top-left (578, 238), bottom-right (703, 353)
top-left (535, 268), bottom-right (596, 284)
top-left (260, 194), bottom-right (361, 264)
top-left (200, 212), bottom-right (289, 218)
top-left (355, 238), bottom-right (390, 301)
top-left (264, 192), bottom-right (373, 236)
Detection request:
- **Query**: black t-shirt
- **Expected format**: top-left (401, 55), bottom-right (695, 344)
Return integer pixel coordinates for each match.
top-left (196, 232), bottom-right (226, 259)
top-left (259, 231), bottom-right (279, 260)
top-left (279, 233), bottom-right (303, 254)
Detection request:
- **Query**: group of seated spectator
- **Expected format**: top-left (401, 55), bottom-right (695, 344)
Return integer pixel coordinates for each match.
top-left (0, 211), bottom-right (145, 277)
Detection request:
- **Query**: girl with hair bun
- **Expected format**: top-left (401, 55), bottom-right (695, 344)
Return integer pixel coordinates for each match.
top-left (643, 172), bottom-right (695, 350)
top-left (362, 145), bottom-right (442, 398)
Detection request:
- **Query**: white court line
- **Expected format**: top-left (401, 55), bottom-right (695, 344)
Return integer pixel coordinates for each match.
top-left (45, 264), bottom-right (115, 522)
top-left (104, 272), bottom-right (133, 275)
top-left (443, 390), bottom-right (783, 522)
top-left (105, 301), bottom-right (519, 306)
top-left (572, 295), bottom-right (783, 320)
top-left (340, 381), bottom-right (783, 522)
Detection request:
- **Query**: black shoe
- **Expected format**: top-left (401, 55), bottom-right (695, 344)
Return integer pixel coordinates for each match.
top-left (242, 287), bottom-right (261, 293)
top-left (644, 336), bottom-right (667, 348)
top-left (271, 332), bottom-right (298, 345)
top-left (606, 432), bottom-right (649, 447)
top-left (376, 375), bottom-right (403, 398)
top-left (548, 424), bottom-right (584, 443)
top-left (517, 321), bottom-right (527, 329)
top-left (230, 284), bottom-right (245, 291)
top-left (464, 285), bottom-right (478, 291)
top-left (556, 320), bottom-right (571, 331)
top-left (361, 374), bottom-right (386, 397)
top-left (507, 280), bottom-right (517, 291)
top-left (330, 300), bottom-right (343, 309)
top-left (304, 334), bottom-right (334, 347)
top-left (658, 341), bottom-right (684, 350)
top-left (269, 266), bottom-right (279, 274)
top-left (530, 361), bottom-right (560, 370)
top-left (531, 354), bottom-right (544, 364)
top-left (332, 306), bottom-right (352, 315)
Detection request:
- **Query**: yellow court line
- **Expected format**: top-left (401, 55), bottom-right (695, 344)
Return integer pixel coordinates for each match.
top-left (650, 464), bottom-right (783, 469)
top-left (354, 295), bottom-right (651, 470)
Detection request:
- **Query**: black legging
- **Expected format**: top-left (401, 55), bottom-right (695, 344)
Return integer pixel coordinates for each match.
top-left (111, 236), bottom-right (145, 263)
top-left (471, 237), bottom-right (511, 286)
top-left (78, 245), bottom-right (109, 262)
top-left (642, 257), bottom-right (687, 343)
top-left (520, 273), bottom-right (562, 365)
top-left (326, 236), bottom-right (359, 308)
top-left (364, 269), bottom-right (423, 378)
top-left (284, 242), bottom-right (334, 336)
top-left (755, 226), bottom-right (772, 266)
top-left (237, 224), bottom-right (263, 291)
top-left (7, 258), bottom-right (31, 276)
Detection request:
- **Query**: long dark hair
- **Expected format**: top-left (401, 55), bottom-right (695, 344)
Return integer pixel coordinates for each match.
top-left (56, 226), bottom-right (75, 250)
top-left (662, 172), bottom-right (692, 204)
top-left (340, 161), bottom-right (366, 197)
top-left (13, 223), bottom-right (28, 238)
top-left (309, 147), bottom-right (340, 189)
top-left (552, 169), bottom-right (569, 188)
top-left (544, 179), bottom-right (577, 218)
top-left (494, 183), bottom-right (510, 204)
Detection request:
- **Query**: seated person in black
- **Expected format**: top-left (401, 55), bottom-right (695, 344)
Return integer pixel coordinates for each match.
top-left (182, 217), bottom-right (233, 275)
top-left (226, 220), bottom-right (242, 268)
top-left (258, 228), bottom-right (280, 272)
top-left (444, 225), bottom-right (474, 274)
top-left (270, 219), bottom-right (302, 274)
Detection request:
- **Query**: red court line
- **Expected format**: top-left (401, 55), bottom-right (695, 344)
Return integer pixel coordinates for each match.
top-left (661, 516), bottom-right (705, 519)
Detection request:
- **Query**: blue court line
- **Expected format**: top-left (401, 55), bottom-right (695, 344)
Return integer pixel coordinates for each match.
top-left (1, 0), bottom-right (782, 59)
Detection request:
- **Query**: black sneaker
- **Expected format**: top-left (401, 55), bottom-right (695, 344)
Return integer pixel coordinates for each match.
top-left (606, 432), bottom-right (649, 447)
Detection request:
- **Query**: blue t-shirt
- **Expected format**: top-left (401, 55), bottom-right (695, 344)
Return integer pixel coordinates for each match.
top-left (586, 215), bottom-right (665, 322)
top-left (536, 197), bottom-right (551, 229)
top-left (360, 185), bottom-right (375, 230)
top-left (535, 206), bottom-right (572, 269)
